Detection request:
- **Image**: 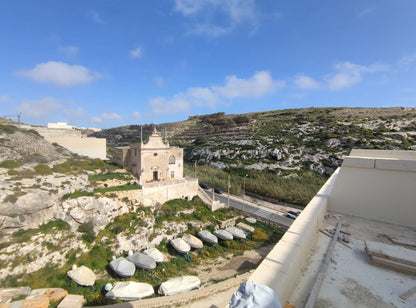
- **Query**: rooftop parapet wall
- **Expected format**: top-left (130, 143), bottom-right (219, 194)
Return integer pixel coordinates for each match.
top-left (328, 151), bottom-right (416, 227)
top-left (350, 149), bottom-right (416, 160)
top-left (247, 169), bottom-right (339, 306)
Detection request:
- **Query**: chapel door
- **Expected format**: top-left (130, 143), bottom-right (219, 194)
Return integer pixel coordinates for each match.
top-left (153, 171), bottom-right (158, 181)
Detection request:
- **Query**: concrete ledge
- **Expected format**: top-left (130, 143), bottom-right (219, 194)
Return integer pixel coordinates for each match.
top-left (342, 157), bottom-right (375, 169)
top-left (350, 149), bottom-right (416, 159)
top-left (375, 158), bottom-right (416, 172)
top-left (247, 170), bottom-right (339, 306)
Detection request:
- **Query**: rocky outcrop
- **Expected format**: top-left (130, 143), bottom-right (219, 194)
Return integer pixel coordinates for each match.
top-left (0, 174), bottom-right (90, 234)
top-left (61, 196), bottom-right (130, 233)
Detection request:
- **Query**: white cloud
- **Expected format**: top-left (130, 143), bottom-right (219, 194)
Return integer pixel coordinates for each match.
top-left (58, 46), bottom-right (79, 57)
top-left (92, 11), bottom-right (105, 23)
top-left (188, 24), bottom-right (233, 37)
top-left (0, 94), bottom-right (8, 102)
top-left (130, 47), bottom-right (143, 58)
top-left (173, 0), bottom-right (257, 36)
top-left (16, 97), bottom-right (62, 121)
top-left (294, 75), bottom-right (320, 89)
top-left (91, 113), bottom-right (122, 124)
top-left (358, 8), bottom-right (373, 17)
top-left (213, 71), bottom-right (285, 99)
top-left (132, 112), bottom-right (141, 120)
top-left (291, 93), bottom-right (306, 99)
top-left (63, 107), bottom-right (86, 119)
top-left (397, 53), bottom-right (416, 69)
top-left (155, 76), bottom-right (164, 87)
top-left (150, 97), bottom-right (191, 116)
top-left (325, 62), bottom-right (389, 91)
top-left (15, 61), bottom-right (101, 87)
top-left (149, 70), bottom-right (284, 115)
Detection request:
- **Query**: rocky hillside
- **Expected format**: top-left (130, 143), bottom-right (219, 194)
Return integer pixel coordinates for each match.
top-left (0, 118), bottom-right (130, 234)
top-left (92, 107), bottom-right (416, 176)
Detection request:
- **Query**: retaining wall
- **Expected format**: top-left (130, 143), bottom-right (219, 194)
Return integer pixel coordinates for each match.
top-left (141, 178), bottom-right (198, 205)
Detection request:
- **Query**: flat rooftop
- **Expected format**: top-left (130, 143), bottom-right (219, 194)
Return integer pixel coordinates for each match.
top-left (288, 213), bottom-right (416, 308)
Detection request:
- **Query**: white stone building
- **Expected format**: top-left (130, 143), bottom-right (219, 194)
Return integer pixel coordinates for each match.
top-left (111, 128), bottom-right (183, 183)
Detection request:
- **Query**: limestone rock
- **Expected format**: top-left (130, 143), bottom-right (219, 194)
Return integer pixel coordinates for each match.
top-left (57, 295), bottom-right (84, 308)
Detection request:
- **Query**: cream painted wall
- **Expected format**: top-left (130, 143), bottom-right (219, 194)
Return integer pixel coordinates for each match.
top-left (328, 156), bottom-right (416, 227)
top-left (141, 178), bottom-right (198, 204)
top-left (46, 136), bottom-right (107, 160)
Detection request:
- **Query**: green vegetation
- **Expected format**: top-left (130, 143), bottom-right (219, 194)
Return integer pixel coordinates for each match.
top-left (62, 190), bottom-right (94, 200)
top-left (12, 220), bottom-right (70, 243)
top-left (185, 164), bottom-right (326, 206)
top-left (88, 172), bottom-right (133, 182)
top-left (0, 124), bottom-right (17, 134)
top-left (154, 197), bottom-right (237, 228)
top-left (2, 196), bottom-right (284, 306)
top-left (0, 159), bottom-right (20, 169)
top-left (52, 158), bottom-right (107, 174)
top-left (34, 163), bottom-right (52, 175)
top-left (78, 221), bottom-right (96, 244)
top-left (62, 182), bottom-right (141, 201)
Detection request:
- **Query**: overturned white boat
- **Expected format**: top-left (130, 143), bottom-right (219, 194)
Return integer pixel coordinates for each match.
top-left (213, 229), bottom-right (233, 241)
top-left (109, 257), bottom-right (135, 277)
top-left (105, 281), bottom-right (154, 301)
top-left (245, 217), bottom-right (256, 224)
top-left (170, 238), bottom-right (191, 254)
top-left (182, 234), bottom-right (203, 249)
top-left (143, 247), bottom-right (164, 263)
top-left (158, 276), bottom-right (201, 296)
top-left (198, 230), bottom-right (218, 245)
top-left (225, 226), bottom-right (246, 240)
top-left (67, 265), bottom-right (96, 286)
top-left (127, 252), bottom-right (156, 270)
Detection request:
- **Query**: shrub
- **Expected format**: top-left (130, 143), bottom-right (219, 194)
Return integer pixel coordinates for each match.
top-left (0, 124), bottom-right (17, 134)
top-left (34, 164), bottom-right (52, 175)
top-left (78, 221), bottom-right (95, 244)
top-left (252, 230), bottom-right (268, 241)
top-left (4, 194), bottom-right (18, 203)
top-left (0, 160), bottom-right (20, 169)
top-left (7, 169), bottom-right (20, 176)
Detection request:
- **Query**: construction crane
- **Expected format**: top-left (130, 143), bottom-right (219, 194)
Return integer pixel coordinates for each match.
top-left (3, 112), bottom-right (22, 123)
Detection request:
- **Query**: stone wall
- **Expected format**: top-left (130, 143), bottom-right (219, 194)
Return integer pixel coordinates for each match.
top-left (140, 178), bottom-right (198, 206)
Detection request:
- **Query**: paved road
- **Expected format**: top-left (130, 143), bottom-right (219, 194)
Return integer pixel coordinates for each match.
top-left (213, 192), bottom-right (294, 228)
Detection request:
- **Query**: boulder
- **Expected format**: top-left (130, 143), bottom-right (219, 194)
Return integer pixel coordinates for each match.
top-left (57, 295), bottom-right (84, 308)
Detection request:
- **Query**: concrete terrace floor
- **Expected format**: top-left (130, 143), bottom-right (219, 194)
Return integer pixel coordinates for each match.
top-left (288, 213), bottom-right (416, 308)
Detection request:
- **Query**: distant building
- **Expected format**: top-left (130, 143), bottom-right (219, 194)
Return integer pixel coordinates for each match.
top-left (47, 122), bottom-right (74, 129)
top-left (111, 127), bottom-right (183, 183)
top-left (25, 122), bottom-right (107, 160)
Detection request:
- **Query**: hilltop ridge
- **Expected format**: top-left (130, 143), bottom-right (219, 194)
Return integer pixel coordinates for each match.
top-left (92, 107), bottom-right (416, 177)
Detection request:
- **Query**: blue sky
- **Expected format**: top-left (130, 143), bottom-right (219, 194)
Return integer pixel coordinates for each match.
top-left (1, 1), bottom-right (416, 128)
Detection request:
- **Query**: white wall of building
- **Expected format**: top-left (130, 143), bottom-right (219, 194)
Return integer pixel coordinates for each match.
top-left (328, 153), bottom-right (416, 227)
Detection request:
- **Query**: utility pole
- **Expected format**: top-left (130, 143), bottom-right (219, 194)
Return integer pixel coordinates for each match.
top-left (243, 174), bottom-right (248, 211)
top-left (227, 174), bottom-right (230, 208)
top-left (194, 160), bottom-right (197, 179)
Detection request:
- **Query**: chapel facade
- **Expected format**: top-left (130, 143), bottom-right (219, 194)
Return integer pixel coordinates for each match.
top-left (111, 127), bottom-right (183, 184)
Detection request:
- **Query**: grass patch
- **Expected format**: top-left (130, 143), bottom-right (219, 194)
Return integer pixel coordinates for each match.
top-left (52, 158), bottom-right (107, 174)
top-left (12, 220), bottom-right (70, 243)
top-left (62, 183), bottom-right (140, 200)
top-left (88, 172), bottom-right (133, 182)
